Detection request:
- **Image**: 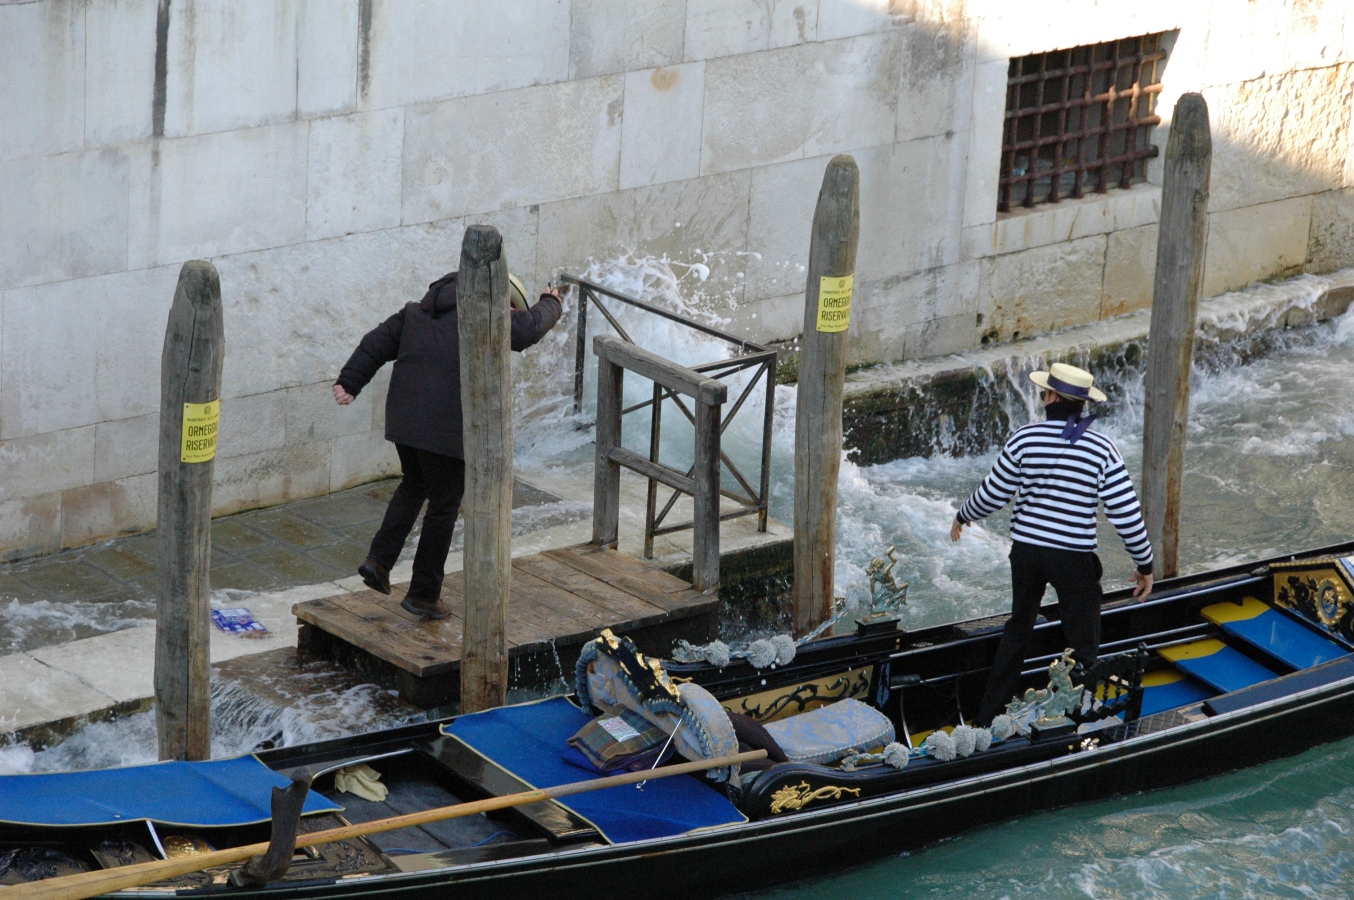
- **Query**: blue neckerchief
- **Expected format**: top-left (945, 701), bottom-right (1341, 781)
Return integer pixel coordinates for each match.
top-left (1060, 413), bottom-right (1097, 444)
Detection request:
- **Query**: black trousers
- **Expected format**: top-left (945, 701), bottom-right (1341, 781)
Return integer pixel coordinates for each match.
top-left (976, 541), bottom-right (1103, 725)
top-left (366, 444), bottom-right (465, 601)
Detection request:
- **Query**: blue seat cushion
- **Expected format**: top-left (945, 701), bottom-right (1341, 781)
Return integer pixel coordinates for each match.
top-left (763, 699), bottom-right (895, 766)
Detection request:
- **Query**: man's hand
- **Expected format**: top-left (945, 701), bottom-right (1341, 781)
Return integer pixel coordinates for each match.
top-left (333, 384), bottom-right (355, 406)
top-left (950, 518), bottom-right (967, 542)
top-left (1132, 570), bottom-right (1153, 600)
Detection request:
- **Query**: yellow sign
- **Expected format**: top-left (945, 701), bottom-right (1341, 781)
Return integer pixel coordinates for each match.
top-left (180, 400), bottom-right (220, 463)
top-left (816, 274), bottom-right (853, 333)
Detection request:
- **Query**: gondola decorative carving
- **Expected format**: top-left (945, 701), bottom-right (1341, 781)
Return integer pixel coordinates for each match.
top-left (727, 667), bottom-right (872, 722)
top-left (1274, 566), bottom-right (1354, 642)
top-left (769, 781), bottom-right (862, 814)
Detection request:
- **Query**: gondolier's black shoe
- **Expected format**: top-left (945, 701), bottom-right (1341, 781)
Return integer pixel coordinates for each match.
top-left (401, 595), bottom-right (450, 620)
top-left (358, 559), bottom-right (391, 595)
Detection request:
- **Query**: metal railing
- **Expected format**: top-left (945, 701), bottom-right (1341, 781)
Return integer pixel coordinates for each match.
top-left (561, 274), bottom-right (777, 560)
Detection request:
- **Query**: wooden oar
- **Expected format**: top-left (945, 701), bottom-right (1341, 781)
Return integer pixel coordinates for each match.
top-left (9, 749), bottom-right (767, 900)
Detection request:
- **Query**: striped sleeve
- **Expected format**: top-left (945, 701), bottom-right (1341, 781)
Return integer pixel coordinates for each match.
top-left (957, 438), bottom-right (1021, 524)
top-left (1100, 445), bottom-right (1154, 573)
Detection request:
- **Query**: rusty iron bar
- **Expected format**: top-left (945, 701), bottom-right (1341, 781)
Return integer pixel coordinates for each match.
top-left (998, 35), bottom-right (1166, 212)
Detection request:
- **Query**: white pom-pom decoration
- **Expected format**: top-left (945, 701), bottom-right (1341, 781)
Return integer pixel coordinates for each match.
top-left (923, 731), bottom-right (956, 762)
top-left (704, 640), bottom-right (731, 668)
top-left (883, 742), bottom-right (910, 769)
top-left (771, 634), bottom-right (797, 666)
top-left (747, 639), bottom-right (777, 669)
top-left (989, 715), bottom-right (1014, 742)
top-left (973, 728), bottom-right (993, 753)
top-left (952, 725), bottom-right (978, 758)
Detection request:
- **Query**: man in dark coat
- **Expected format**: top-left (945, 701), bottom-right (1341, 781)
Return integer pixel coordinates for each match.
top-left (333, 272), bottom-right (562, 619)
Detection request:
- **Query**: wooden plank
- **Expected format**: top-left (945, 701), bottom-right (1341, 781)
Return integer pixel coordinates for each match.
top-left (593, 349), bottom-right (623, 549)
top-left (156, 260), bottom-right (225, 762)
top-left (511, 555), bottom-right (670, 627)
top-left (593, 334), bottom-right (727, 405)
top-left (542, 547), bottom-right (710, 616)
top-left (295, 596), bottom-right (460, 678)
top-left (510, 568), bottom-right (635, 641)
top-left (459, 224), bottom-right (513, 712)
top-left (1144, 92), bottom-right (1211, 580)
top-left (692, 398), bottom-right (721, 594)
top-left (793, 155), bottom-right (859, 635)
top-left (608, 446), bottom-right (696, 495)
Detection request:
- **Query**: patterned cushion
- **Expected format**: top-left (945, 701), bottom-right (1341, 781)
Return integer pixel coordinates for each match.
top-left (763, 699), bottom-right (896, 766)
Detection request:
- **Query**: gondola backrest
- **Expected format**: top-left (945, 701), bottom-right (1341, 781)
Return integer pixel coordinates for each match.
top-left (1072, 644), bottom-right (1149, 724)
top-left (1271, 556), bottom-right (1354, 646)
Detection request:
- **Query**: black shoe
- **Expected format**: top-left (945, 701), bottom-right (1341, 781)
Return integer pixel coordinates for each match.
top-left (358, 559), bottom-right (391, 595)
top-left (401, 596), bottom-right (450, 620)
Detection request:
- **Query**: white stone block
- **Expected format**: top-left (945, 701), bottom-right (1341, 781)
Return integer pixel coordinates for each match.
top-left (298, 0), bottom-right (358, 117)
top-left (1103, 222), bottom-right (1159, 317)
top-left (977, 234), bottom-right (1108, 343)
top-left (84, 0), bottom-right (157, 147)
top-left (570, 0), bottom-right (686, 78)
top-left (211, 441), bottom-right (331, 517)
top-left (94, 264), bottom-right (182, 423)
top-left (0, 492), bottom-right (62, 562)
top-left (620, 64), bottom-right (705, 190)
top-left (94, 414), bottom-right (159, 483)
top-left (745, 156), bottom-right (824, 302)
top-left (1206, 66), bottom-right (1354, 213)
top-left (1200, 0), bottom-right (1291, 88)
top-left (61, 472), bottom-right (158, 547)
top-left (817, 0), bottom-right (904, 41)
top-left (700, 34), bottom-right (900, 175)
top-left (30, 626), bottom-right (157, 706)
top-left (855, 136), bottom-right (963, 282)
top-left (0, 150), bottom-right (131, 292)
top-left (1203, 196), bottom-right (1312, 297)
top-left (128, 122), bottom-right (309, 268)
top-left (972, 3), bottom-right (1186, 65)
top-left (1308, 188), bottom-right (1354, 274)
top-left (851, 261), bottom-right (978, 364)
top-left (1283, 0), bottom-right (1351, 70)
top-left (893, 19), bottom-right (973, 145)
top-left (0, 653), bottom-right (116, 733)
top-left (363, 0), bottom-right (569, 109)
top-left (402, 77), bottom-right (624, 224)
top-left (534, 169), bottom-right (752, 305)
top-left (330, 428), bottom-right (401, 491)
top-left (163, 0), bottom-right (300, 137)
top-left (2, 281), bottom-right (98, 438)
top-left (964, 186), bottom-right (1162, 258)
top-left (722, 292), bottom-right (804, 345)
top-left (307, 108), bottom-right (404, 241)
top-left (960, 58), bottom-right (1007, 229)
top-left (286, 381), bottom-right (373, 445)
top-left (0, 426), bottom-right (95, 504)
top-left (0, 0), bottom-right (84, 162)
top-left (683, 0), bottom-right (817, 61)
top-left (218, 390), bottom-right (287, 459)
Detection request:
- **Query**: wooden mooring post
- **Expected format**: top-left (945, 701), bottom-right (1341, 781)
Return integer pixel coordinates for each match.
top-left (155, 260), bottom-right (224, 761)
top-left (458, 226), bottom-right (512, 713)
top-left (1143, 93), bottom-right (1211, 579)
top-left (793, 155), bottom-right (860, 635)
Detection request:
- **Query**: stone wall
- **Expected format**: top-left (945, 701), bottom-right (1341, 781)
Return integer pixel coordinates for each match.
top-left (1, 0), bottom-right (1352, 560)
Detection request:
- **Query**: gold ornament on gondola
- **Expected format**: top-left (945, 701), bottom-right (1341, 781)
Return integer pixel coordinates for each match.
top-left (769, 781), bottom-right (862, 814)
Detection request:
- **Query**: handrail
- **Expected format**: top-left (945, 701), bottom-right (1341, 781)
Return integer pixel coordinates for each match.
top-left (561, 273), bottom-right (777, 559)
top-left (593, 335), bottom-right (723, 593)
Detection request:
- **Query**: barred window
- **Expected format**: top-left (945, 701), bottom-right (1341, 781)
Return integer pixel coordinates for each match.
top-left (999, 33), bottom-right (1167, 213)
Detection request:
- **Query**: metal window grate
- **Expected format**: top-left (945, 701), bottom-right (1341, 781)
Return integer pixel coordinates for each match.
top-left (998, 33), bottom-right (1167, 213)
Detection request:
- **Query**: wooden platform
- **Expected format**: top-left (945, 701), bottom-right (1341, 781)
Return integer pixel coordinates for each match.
top-left (293, 544), bottom-right (719, 708)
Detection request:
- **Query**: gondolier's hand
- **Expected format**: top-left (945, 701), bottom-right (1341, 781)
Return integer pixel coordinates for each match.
top-left (950, 517), bottom-right (968, 542)
top-left (1132, 570), bottom-right (1153, 600)
top-left (333, 384), bottom-right (355, 405)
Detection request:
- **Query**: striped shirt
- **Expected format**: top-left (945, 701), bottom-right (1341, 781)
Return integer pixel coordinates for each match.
top-left (957, 418), bottom-right (1154, 573)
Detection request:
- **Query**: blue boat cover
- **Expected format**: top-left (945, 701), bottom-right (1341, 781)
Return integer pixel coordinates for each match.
top-left (1139, 672), bottom-right (1215, 717)
top-left (1201, 598), bottom-right (1348, 670)
top-left (1160, 640), bottom-right (1279, 694)
top-left (0, 756), bottom-right (341, 827)
top-left (442, 697), bottom-right (746, 844)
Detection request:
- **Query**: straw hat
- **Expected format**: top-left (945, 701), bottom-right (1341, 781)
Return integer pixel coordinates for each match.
top-left (508, 274), bottom-right (531, 311)
top-left (1029, 362), bottom-right (1107, 403)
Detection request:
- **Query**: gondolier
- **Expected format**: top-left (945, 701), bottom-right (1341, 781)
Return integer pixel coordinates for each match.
top-left (950, 362), bottom-right (1154, 725)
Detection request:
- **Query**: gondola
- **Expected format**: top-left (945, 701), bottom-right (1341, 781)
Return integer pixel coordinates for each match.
top-left (6, 540), bottom-right (1354, 899)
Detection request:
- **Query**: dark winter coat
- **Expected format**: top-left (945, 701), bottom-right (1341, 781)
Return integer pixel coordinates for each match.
top-left (335, 272), bottom-right (562, 459)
